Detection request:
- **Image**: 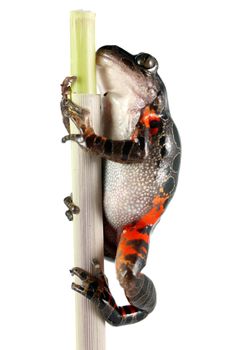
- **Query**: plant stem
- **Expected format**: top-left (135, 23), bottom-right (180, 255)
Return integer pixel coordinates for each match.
top-left (70, 10), bottom-right (105, 350)
top-left (70, 11), bottom-right (96, 94)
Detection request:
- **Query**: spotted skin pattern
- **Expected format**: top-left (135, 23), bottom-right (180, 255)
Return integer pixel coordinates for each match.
top-left (61, 46), bottom-right (181, 326)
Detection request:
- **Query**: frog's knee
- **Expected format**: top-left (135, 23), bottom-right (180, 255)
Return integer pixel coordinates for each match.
top-left (117, 266), bottom-right (156, 313)
top-left (116, 264), bottom-right (138, 293)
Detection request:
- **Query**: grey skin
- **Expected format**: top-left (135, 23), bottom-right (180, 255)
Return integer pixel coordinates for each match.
top-left (61, 45), bottom-right (181, 326)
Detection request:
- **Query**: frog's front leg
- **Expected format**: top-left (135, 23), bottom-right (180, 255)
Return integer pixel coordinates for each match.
top-left (60, 83), bottom-right (149, 163)
top-left (62, 130), bottom-right (147, 163)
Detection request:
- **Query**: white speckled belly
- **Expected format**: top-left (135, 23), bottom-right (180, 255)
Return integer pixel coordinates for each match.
top-left (103, 157), bottom-right (159, 230)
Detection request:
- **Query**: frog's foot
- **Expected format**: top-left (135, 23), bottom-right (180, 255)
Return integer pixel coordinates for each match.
top-left (61, 98), bottom-right (89, 134)
top-left (70, 259), bottom-right (148, 326)
top-left (60, 77), bottom-right (89, 133)
top-left (64, 194), bottom-right (80, 221)
top-left (70, 258), bottom-right (109, 300)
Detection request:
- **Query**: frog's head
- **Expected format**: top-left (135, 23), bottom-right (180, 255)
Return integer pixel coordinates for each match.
top-left (96, 45), bottom-right (166, 139)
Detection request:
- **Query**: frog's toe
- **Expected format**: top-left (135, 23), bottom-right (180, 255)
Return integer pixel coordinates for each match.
top-left (61, 76), bottom-right (77, 98)
top-left (61, 96), bottom-right (89, 133)
top-left (70, 267), bottom-right (90, 281)
top-left (61, 98), bottom-right (88, 121)
top-left (62, 134), bottom-right (84, 144)
top-left (71, 282), bottom-right (85, 295)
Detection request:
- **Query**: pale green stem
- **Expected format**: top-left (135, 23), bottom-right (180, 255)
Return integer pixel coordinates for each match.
top-left (70, 11), bottom-right (96, 94)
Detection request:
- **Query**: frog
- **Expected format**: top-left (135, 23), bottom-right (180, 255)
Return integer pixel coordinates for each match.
top-left (61, 45), bottom-right (181, 326)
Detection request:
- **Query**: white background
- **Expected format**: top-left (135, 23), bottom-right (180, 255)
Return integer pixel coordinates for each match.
top-left (0, 0), bottom-right (233, 349)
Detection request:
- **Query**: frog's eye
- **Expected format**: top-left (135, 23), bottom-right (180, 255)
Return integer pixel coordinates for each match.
top-left (136, 53), bottom-right (158, 71)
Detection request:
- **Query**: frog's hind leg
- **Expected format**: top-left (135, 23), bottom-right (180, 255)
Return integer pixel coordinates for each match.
top-left (115, 194), bottom-right (169, 317)
top-left (70, 195), bottom-right (168, 326)
top-left (70, 232), bottom-right (155, 326)
top-left (115, 223), bottom-right (156, 316)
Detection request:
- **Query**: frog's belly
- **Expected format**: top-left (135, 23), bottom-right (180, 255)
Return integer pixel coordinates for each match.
top-left (103, 159), bottom-right (159, 230)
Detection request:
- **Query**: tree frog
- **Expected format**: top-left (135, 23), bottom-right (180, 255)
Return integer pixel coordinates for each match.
top-left (61, 45), bottom-right (181, 326)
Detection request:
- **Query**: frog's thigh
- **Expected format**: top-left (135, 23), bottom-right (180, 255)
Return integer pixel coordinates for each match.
top-left (116, 194), bottom-right (168, 278)
top-left (115, 222), bottom-right (155, 313)
top-left (116, 223), bottom-right (150, 283)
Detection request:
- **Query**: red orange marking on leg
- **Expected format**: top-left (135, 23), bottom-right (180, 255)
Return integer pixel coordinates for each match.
top-left (116, 195), bottom-right (169, 270)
